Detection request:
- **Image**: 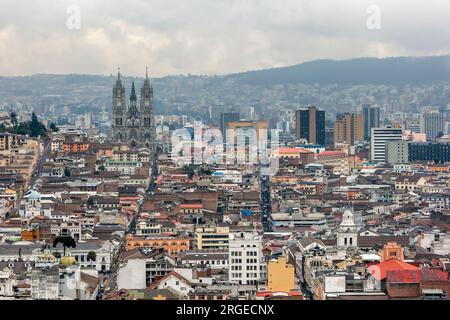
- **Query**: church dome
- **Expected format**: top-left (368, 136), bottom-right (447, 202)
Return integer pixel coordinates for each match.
top-left (60, 256), bottom-right (77, 266)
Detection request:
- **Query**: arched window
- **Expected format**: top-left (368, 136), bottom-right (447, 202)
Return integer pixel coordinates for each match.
top-left (344, 237), bottom-right (347, 245)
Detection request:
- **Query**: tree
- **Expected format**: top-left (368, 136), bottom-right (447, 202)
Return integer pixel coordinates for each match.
top-left (87, 197), bottom-right (95, 207)
top-left (87, 251), bottom-right (97, 266)
top-left (182, 164), bottom-right (195, 179)
top-left (98, 165), bottom-right (106, 172)
top-left (64, 167), bottom-right (71, 177)
top-left (199, 167), bottom-right (213, 175)
top-left (53, 236), bottom-right (77, 256)
top-left (9, 111), bottom-right (17, 127)
top-left (30, 112), bottom-right (40, 137)
top-left (49, 123), bottom-right (59, 132)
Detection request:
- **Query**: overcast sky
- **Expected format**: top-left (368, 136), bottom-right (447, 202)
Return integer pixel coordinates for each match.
top-left (0, 0), bottom-right (449, 77)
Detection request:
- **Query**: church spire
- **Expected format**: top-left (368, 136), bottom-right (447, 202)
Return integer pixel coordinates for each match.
top-left (130, 81), bottom-right (137, 101)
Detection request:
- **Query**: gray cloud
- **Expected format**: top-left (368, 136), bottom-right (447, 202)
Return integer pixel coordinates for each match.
top-left (0, 0), bottom-right (449, 77)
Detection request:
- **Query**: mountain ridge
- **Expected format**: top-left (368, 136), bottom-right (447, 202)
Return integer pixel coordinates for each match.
top-left (1, 55), bottom-right (450, 86)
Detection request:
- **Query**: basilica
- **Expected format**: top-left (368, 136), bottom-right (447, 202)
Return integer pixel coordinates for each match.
top-left (111, 68), bottom-right (156, 154)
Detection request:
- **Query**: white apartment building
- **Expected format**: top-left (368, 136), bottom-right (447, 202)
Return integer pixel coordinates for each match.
top-left (228, 231), bottom-right (264, 285)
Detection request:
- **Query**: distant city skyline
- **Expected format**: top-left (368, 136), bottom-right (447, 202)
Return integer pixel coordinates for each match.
top-left (0, 0), bottom-right (449, 77)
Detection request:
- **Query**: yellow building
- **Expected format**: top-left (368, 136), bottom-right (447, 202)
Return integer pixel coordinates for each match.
top-left (195, 226), bottom-right (229, 250)
top-left (333, 113), bottom-right (364, 145)
top-left (267, 256), bottom-right (295, 293)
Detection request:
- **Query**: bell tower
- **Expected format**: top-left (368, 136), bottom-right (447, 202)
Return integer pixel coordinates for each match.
top-left (337, 209), bottom-right (359, 248)
top-left (112, 68), bottom-right (126, 142)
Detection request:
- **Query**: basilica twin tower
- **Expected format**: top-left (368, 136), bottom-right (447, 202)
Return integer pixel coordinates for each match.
top-left (111, 68), bottom-right (156, 154)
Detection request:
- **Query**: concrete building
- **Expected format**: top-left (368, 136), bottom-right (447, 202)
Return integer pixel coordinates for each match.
top-left (195, 226), bottom-right (229, 250)
top-left (267, 256), bottom-right (295, 293)
top-left (228, 232), bottom-right (263, 285)
top-left (333, 113), bottom-right (364, 145)
top-left (370, 127), bottom-right (403, 162)
top-left (420, 110), bottom-right (445, 141)
top-left (31, 267), bottom-right (59, 300)
top-left (386, 140), bottom-right (409, 164)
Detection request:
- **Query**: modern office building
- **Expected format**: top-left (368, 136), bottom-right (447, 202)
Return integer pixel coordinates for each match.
top-left (333, 113), bottom-right (364, 145)
top-left (408, 142), bottom-right (450, 163)
top-left (295, 106), bottom-right (325, 145)
top-left (420, 111), bottom-right (445, 141)
top-left (220, 112), bottom-right (240, 143)
top-left (363, 105), bottom-right (381, 140)
top-left (386, 140), bottom-right (409, 164)
top-left (325, 128), bottom-right (334, 147)
top-left (370, 127), bottom-right (403, 162)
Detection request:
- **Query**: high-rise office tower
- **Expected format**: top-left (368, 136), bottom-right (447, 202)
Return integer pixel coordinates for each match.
top-left (370, 126), bottom-right (403, 162)
top-left (325, 128), bottom-right (335, 147)
top-left (363, 105), bottom-right (381, 140)
top-left (295, 106), bottom-right (325, 145)
top-left (420, 110), bottom-right (445, 141)
top-left (333, 113), bottom-right (364, 145)
top-left (220, 112), bottom-right (240, 143)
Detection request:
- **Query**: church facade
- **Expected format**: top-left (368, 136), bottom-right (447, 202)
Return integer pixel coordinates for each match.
top-left (111, 69), bottom-right (156, 153)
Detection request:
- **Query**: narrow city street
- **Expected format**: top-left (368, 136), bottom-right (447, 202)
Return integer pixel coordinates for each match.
top-left (260, 175), bottom-right (273, 232)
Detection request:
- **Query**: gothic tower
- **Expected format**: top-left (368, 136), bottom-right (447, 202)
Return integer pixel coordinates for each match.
top-left (112, 69), bottom-right (126, 141)
top-left (139, 67), bottom-right (156, 154)
top-left (111, 68), bottom-right (156, 156)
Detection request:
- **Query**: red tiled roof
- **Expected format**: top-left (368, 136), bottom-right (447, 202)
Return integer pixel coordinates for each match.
top-left (276, 147), bottom-right (312, 154)
top-left (386, 268), bottom-right (449, 283)
top-left (420, 269), bottom-right (448, 281)
top-left (368, 259), bottom-right (419, 281)
top-left (387, 270), bottom-right (421, 283)
top-left (318, 151), bottom-right (346, 156)
top-left (180, 203), bottom-right (203, 209)
top-left (256, 291), bottom-right (302, 297)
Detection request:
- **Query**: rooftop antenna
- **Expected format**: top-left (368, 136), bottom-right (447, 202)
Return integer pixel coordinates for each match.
top-left (118, 67), bottom-right (121, 80)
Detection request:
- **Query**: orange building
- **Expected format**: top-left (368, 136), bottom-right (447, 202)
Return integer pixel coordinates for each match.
top-left (427, 164), bottom-right (450, 173)
top-left (63, 141), bottom-right (90, 153)
top-left (22, 227), bottom-right (40, 241)
top-left (62, 134), bottom-right (90, 153)
top-left (125, 235), bottom-right (189, 259)
top-left (96, 146), bottom-right (113, 158)
top-left (380, 241), bottom-right (404, 262)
